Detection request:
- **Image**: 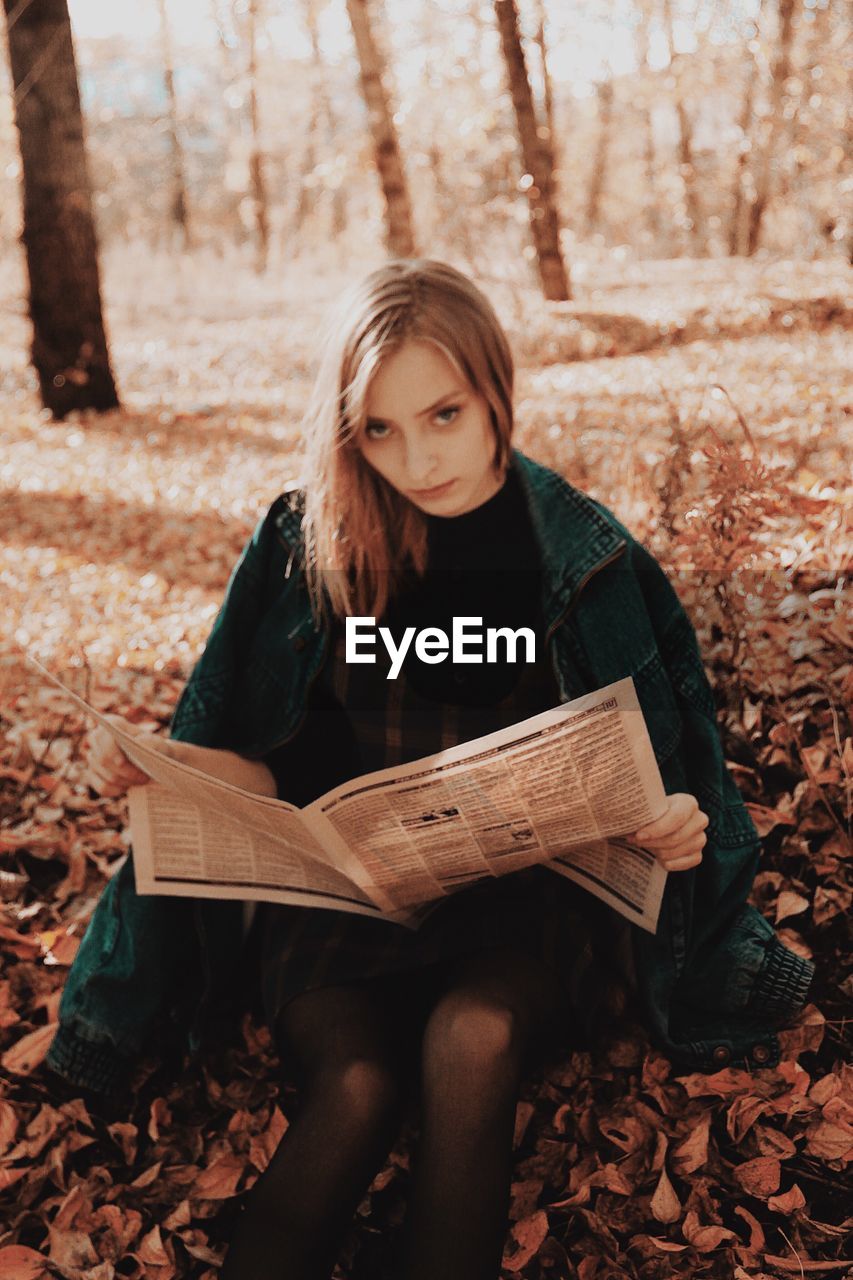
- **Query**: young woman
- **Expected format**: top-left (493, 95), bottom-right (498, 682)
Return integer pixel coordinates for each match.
top-left (54, 260), bottom-right (813, 1280)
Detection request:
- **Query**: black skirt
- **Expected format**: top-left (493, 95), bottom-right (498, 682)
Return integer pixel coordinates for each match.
top-left (257, 862), bottom-right (630, 1042)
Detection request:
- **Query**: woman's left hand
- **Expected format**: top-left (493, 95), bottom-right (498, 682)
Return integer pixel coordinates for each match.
top-left (630, 793), bottom-right (709, 871)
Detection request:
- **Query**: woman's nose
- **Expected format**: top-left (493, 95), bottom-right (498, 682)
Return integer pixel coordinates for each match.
top-left (405, 438), bottom-right (439, 483)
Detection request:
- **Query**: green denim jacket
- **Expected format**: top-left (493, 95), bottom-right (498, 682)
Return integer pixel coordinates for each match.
top-left (47, 449), bottom-right (813, 1092)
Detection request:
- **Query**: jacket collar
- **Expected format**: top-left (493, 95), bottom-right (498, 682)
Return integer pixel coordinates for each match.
top-left (509, 449), bottom-right (628, 624)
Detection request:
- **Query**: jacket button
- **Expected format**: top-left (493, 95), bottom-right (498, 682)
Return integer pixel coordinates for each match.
top-left (712, 1045), bottom-right (731, 1066)
top-left (752, 1043), bottom-right (771, 1064)
top-left (292, 636), bottom-right (308, 652)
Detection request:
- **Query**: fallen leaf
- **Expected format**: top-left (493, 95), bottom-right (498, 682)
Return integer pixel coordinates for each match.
top-left (0, 1245), bottom-right (48, 1279)
top-left (753, 1124), bottom-right (797, 1160)
top-left (671, 1111), bottom-right (711, 1174)
top-left (768, 1183), bottom-right (806, 1213)
top-left (775, 890), bottom-right (810, 923)
top-left (1, 1022), bottom-right (57, 1075)
top-left (744, 803), bottom-right (796, 836)
top-left (192, 1153), bottom-right (246, 1200)
top-left (248, 1106), bottom-right (288, 1172)
top-left (0, 1098), bottom-right (19, 1155)
top-left (682, 1210), bottom-right (737, 1251)
top-left (804, 1118), bottom-right (853, 1164)
top-left (502, 1209), bottom-right (550, 1272)
top-left (733, 1156), bottom-right (781, 1197)
top-left (650, 1165), bottom-right (682, 1223)
top-left (733, 1203), bottom-right (766, 1252)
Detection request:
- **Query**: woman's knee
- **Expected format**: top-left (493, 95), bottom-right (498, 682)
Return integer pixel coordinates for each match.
top-left (312, 1054), bottom-right (406, 1130)
top-left (420, 989), bottom-right (525, 1085)
top-left (276, 979), bottom-right (409, 1086)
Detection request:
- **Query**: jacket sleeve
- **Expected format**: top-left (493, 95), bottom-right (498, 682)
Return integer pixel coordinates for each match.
top-left (168, 494), bottom-right (294, 747)
top-left (631, 540), bottom-right (814, 1024)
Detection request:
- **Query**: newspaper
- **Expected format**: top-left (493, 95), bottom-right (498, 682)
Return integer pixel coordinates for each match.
top-left (28, 660), bottom-right (669, 933)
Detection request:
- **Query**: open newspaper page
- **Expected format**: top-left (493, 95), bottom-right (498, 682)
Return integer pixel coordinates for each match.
top-left (26, 659), bottom-right (397, 921)
top-left (311, 678), bottom-right (668, 932)
top-left (126, 783), bottom-right (390, 918)
top-left (29, 660), bottom-right (669, 932)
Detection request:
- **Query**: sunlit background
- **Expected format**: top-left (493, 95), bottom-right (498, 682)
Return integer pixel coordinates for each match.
top-left (2, 0), bottom-right (845, 268)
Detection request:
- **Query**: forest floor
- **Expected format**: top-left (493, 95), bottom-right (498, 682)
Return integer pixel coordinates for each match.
top-left (0, 246), bottom-right (850, 1279)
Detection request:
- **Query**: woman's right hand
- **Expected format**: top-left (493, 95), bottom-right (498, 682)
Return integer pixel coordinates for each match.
top-left (84, 714), bottom-right (159, 798)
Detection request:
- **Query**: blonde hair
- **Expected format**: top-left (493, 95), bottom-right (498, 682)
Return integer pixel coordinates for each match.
top-left (300, 259), bottom-right (515, 623)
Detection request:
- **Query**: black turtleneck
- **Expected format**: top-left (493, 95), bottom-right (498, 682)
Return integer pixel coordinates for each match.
top-left (264, 467), bottom-right (552, 803)
top-left (379, 466), bottom-right (545, 705)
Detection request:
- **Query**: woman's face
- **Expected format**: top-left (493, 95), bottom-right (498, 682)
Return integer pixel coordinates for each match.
top-left (357, 340), bottom-right (505, 516)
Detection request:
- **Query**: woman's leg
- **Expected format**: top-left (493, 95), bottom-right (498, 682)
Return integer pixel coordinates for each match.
top-left (220, 975), bottom-right (415, 1280)
top-left (399, 947), bottom-right (570, 1280)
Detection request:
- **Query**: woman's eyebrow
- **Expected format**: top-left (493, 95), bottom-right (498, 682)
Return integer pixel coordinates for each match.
top-left (417, 388), bottom-right (466, 417)
top-left (367, 389), bottom-right (466, 425)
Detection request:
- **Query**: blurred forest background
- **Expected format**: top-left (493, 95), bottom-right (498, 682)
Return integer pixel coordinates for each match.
top-left (2, 0), bottom-right (851, 268)
top-left (0, 1), bottom-right (851, 1279)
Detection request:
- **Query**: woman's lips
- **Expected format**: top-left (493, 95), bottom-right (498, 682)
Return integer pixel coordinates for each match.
top-left (410, 479), bottom-right (456, 499)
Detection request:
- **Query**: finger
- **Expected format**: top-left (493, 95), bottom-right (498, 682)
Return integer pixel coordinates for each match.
top-left (92, 747), bottom-right (130, 778)
top-left (659, 849), bottom-right (704, 872)
top-left (641, 821), bottom-right (709, 852)
top-left (88, 775), bottom-right (122, 798)
top-left (102, 713), bottom-right (139, 737)
top-left (87, 729), bottom-right (124, 765)
top-left (634, 796), bottom-right (704, 842)
top-left (88, 759), bottom-right (149, 794)
top-left (656, 837), bottom-right (706, 865)
top-left (89, 728), bottom-right (139, 772)
top-left (636, 794), bottom-right (698, 839)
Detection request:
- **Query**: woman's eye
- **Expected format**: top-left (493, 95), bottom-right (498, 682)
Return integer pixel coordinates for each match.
top-left (364, 421), bottom-right (391, 440)
top-left (434, 405), bottom-right (460, 426)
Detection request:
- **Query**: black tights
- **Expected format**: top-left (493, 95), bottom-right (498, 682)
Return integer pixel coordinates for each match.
top-left (220, 946), bottom-right (570, 1280)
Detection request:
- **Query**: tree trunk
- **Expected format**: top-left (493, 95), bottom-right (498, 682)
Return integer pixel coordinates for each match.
top-left (208, 0), bottom-right (243, 247)
top-left (728, 14), bottom-right (763, 256)
top-left (746, 0), bottom-right (796, 255)
top-left (156, 0), bottom-right (192, 247)
top-left (3, 0), bottom-right (119, 418)
top-left (533, 0), bottom-right (556, 167)
top-left (585, 78), bottom-right (614, 233)
top-left (294, 0), bottom-right (321, 232)
top-left (493, 0), bottom-right (570, 300)
top-left (246, 0), bottom-right (269, 271)
top-left (634, 0), bottom-right (660, 241)
top-left (344, 0), bottom-right (416, 257)
top-left (661, 0), bottom-right (703, 252)
top-left (296, 0), bottom-right (347, 238)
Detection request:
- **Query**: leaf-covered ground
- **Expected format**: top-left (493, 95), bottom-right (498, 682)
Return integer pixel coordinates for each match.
top-left (0, 248), bottom-right (851, 1279)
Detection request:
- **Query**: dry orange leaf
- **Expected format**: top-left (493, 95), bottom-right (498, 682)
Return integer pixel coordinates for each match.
top-left (682, 1210), bottom-right (737, 1251)
top-left (0, 1166), bottom-right (28, 1192)
top-left (804, 1118), bottom-right (853, 1164)
top-left (733, 1156), bottom-right (782, 1198)
top-left (192, 1153), bottom-right (246, 1200)
top-left (744, 803), bottom-right (796, 836)
top-left (650, 1165), bottom-right (682, 1223)
top-left (0, 1245), bottom-right (48, 1280)
top-left (502, 1209), bottom-right (550, 1273)
top-left (774, 890), bottom-right (810, 923)
top-left (768, 1183), bottom-right (807, 1213)
top-left (136, 1225), bottom-right (172, 1267)
top-left (248, 1105), bottom-right (288, 1172)
top-left (1, 1022), bottom-right (57, 1075)
top-left (0, 1098), bottom-right (19, 1155)
top-left (671, 1111), bottom-right (711, 1173)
